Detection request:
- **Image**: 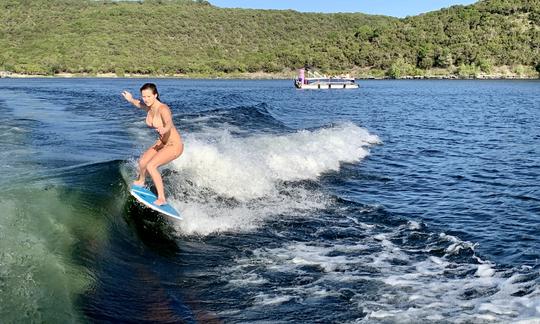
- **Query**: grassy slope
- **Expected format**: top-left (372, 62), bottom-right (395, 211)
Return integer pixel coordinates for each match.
top-left (0, 0), bottom-right (538, 78)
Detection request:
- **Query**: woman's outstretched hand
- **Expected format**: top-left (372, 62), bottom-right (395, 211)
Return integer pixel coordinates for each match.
top-left (156, 127), bottom-right (167, 136)
top-left (121, 90), bottom-right (133, 102)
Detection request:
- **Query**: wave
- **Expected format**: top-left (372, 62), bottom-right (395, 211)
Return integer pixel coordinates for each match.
top-left (159, 122), bottom-right (381, 235)
top-left (2, 141), bottom-right (536, 323)
top-left (215, 216), bottom-right (540, 322)
top-left (0, 160), bottom-right (130, 323)
top-left (176, 122), bottom-right (379, 197)
top-left (178, 103), bottom-right (288, 135)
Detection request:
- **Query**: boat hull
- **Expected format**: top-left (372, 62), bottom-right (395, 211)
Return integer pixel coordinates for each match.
top-left (295, 82), bottom-right (359, 89)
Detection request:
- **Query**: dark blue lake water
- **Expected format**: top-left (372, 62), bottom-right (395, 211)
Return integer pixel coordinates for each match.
top-left (0, 78), bottom-right (539, 322)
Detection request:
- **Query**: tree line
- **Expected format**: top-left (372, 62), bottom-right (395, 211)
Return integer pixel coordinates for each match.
top-left (1, 0), bottom-right (538, 77)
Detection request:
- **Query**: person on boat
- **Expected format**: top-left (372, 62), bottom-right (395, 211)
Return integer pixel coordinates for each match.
top-left (121, 83), bottom-right (184, 206)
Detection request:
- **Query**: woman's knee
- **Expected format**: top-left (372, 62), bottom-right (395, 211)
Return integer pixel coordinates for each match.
top-left (146, 161), bottom-right (159, 173)
top-left (138, 159), bottom-right (148, 170)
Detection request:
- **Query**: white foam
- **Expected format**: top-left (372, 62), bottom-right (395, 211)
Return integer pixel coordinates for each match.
top-left (254, 293), bottom-right (294, 306)
top-left (164, 122), bottom-right (379, 235)
top-left (173, 122), bottom-right (379, 201)
top-left (228, 273), bottom-right (268, 286)
top-left (440, 232), bottom-right (478, 255)
top-left (216, 228), bottom-right (540, 322)
top-left (476, 263), bottom-right (496, 277)
top-left (172, 201), bottom-right (260, 235)
top-left (407, 220), bottom-right (421, 230)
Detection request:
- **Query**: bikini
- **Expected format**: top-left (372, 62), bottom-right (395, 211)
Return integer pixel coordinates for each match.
top-left (146, 106), bottom-right (179, 148)
top-left (146, 106), bottom-right (163, 128)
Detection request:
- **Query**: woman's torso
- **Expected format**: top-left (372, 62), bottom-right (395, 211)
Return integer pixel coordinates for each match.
top-left (145, 105), bottom-right (181, 145)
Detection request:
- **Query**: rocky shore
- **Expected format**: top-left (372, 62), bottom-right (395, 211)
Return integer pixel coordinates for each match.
top-left (1, 68), bottom-right (538, 80)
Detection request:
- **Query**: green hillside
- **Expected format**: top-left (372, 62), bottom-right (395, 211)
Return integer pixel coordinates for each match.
top-left (1, 0), bottom-right (539, 78)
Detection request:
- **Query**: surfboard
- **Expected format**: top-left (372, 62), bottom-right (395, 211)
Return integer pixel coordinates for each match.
top-left (130, 184), bottom-right (182, 220)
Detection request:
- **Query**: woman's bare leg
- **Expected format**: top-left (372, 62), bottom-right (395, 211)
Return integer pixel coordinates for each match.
top-left (134, 143), bottom-right (161, 186)
top-left (146, 145), bottom-right (182, 205)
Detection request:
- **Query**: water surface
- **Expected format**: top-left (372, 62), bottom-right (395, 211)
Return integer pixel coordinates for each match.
top-left (0, 78), bottom-right (538, 322)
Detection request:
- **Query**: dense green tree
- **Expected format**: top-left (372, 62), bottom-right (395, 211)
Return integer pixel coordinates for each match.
top-left (0, 0), bottom-right (538, 77)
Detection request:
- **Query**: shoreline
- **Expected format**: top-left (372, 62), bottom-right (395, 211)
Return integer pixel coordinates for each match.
top-left (0, 71), bottom-right (538, 80)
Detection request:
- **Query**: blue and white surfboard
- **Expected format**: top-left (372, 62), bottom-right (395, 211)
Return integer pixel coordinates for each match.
top-left (130, 184), bottom-right (182, 220)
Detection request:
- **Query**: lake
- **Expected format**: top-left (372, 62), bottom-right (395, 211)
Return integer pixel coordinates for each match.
top-left (0, 78), bottom-right (539, 322)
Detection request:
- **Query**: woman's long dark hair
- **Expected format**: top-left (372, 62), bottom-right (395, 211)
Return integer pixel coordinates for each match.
top-left (140, 83), bottom-right (160, 101)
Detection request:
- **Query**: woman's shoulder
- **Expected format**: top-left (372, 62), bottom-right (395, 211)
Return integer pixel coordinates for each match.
top-left (159, 102), bottom-right (170, 109)
top-left (158, 103), bottom-right (172, 115)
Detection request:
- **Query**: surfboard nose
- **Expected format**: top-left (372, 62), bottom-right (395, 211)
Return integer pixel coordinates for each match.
top-left (130, 185), bottom-right (182, 220)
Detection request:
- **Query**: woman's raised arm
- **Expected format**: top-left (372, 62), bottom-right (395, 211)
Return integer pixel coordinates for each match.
top-left (122, 90), bottom-right (149, 111)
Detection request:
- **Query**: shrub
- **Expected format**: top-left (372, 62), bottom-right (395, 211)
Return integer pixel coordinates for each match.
top-left (386, 58), bottom-right (416, 79)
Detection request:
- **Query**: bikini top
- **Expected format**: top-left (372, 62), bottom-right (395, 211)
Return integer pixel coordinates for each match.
top-left (146, 106), bottom-right (164, 129)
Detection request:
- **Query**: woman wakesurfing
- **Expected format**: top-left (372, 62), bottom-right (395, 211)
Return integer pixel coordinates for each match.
top-left (121, 83), bottom-right (184, 206)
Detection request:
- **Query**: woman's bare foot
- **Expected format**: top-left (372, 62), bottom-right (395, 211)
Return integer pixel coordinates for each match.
top-left (133, 180), bottom-right (145, 187)
top-left (154, 198), bottom-right (167, 206)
